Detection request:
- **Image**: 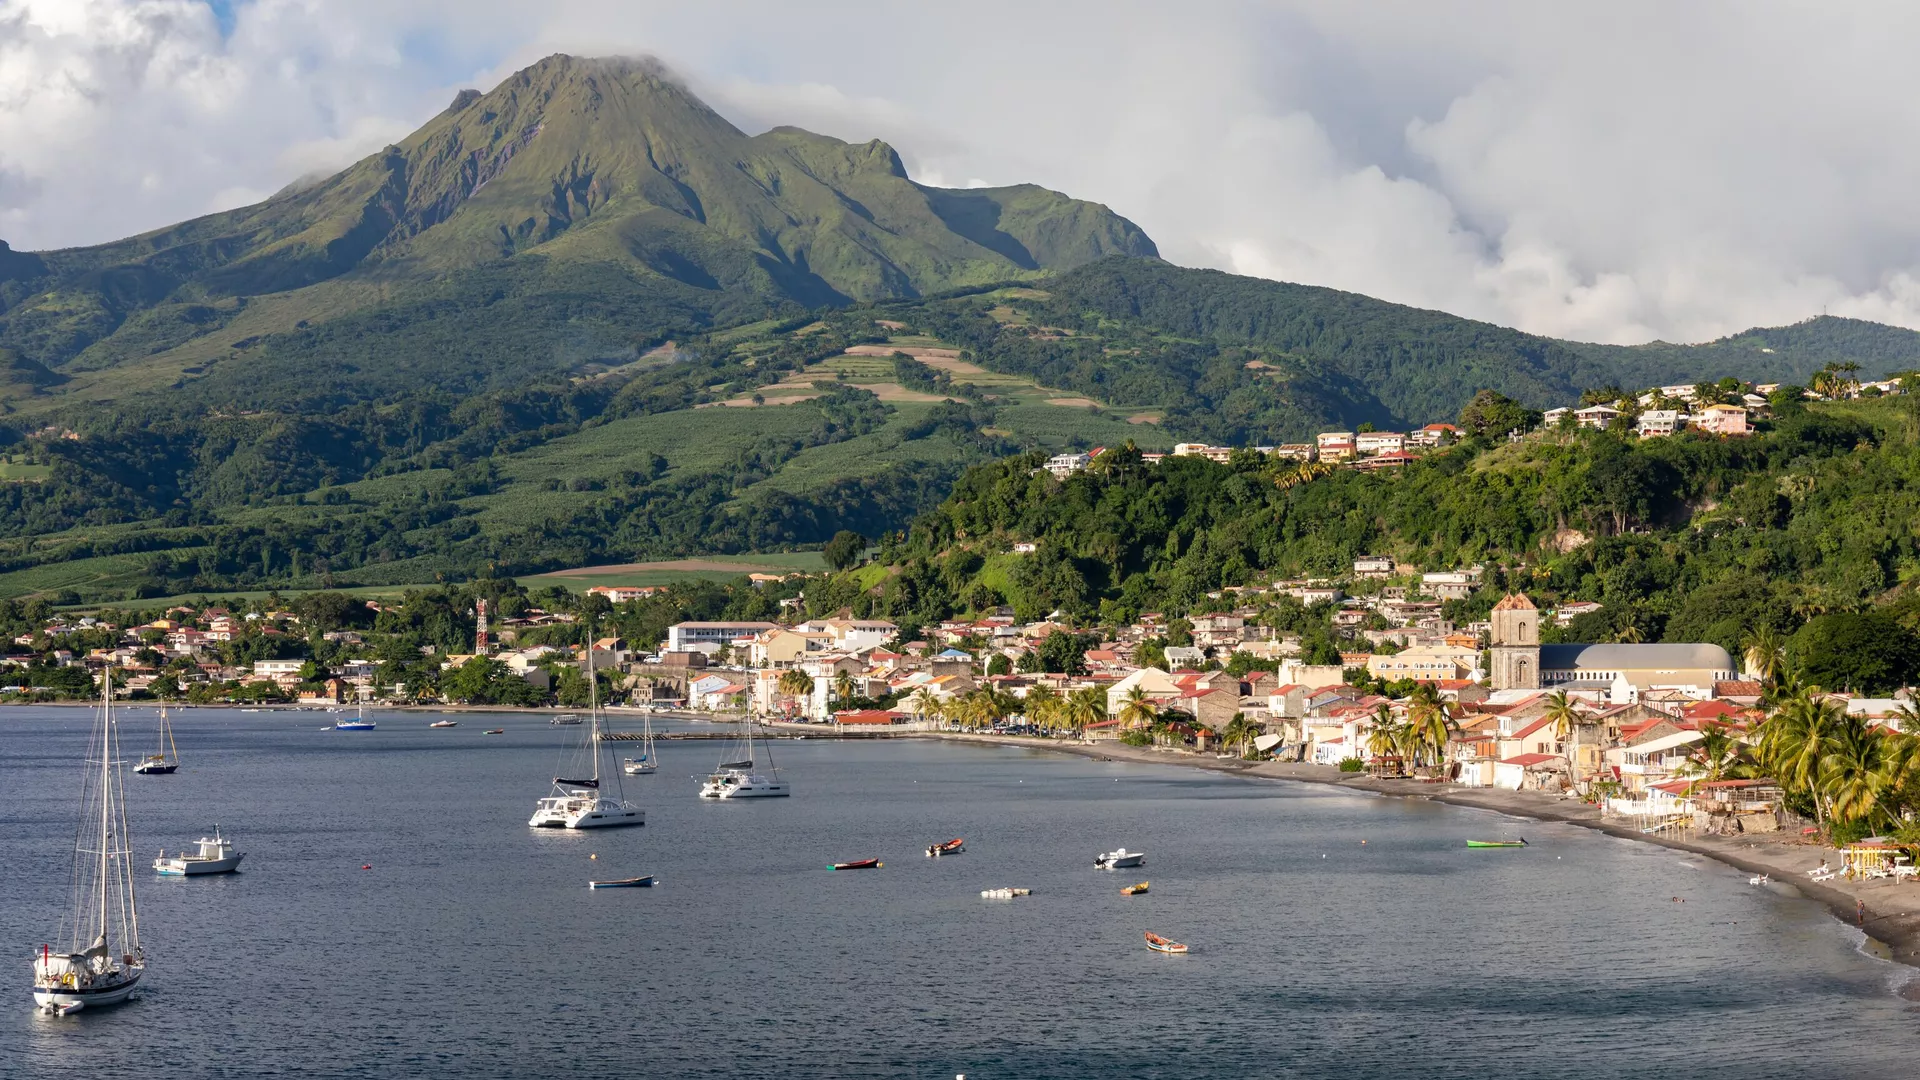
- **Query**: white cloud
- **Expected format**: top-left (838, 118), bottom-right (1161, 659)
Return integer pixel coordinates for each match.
top-left (7, 0), bottom-right (1920, 345)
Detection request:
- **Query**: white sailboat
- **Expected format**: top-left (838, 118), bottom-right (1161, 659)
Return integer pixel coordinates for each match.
top-left (698, 713), bottom-right (790, 799)
top-left (32, 674), bottom-right (146, 1014)
top-left (131, 704), bottom-right (178, 774)
top-left (529, 622), bottom-right (644, 829)
top-left (622, 709), bottom-right (658, 775)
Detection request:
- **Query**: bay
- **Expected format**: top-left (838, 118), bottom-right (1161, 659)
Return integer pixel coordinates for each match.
top-left (3, 706), bottom-right (1916, 1079)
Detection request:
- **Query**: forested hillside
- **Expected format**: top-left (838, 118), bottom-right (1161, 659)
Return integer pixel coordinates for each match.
top-left (782, 393), bottom-right (1920, 690)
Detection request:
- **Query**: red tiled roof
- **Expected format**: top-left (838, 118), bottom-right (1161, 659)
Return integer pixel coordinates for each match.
top-left (1492, 593), bottom-right (1536, 612)
top-left (834, 709), bottom-right (906, 725)
top-left (1511, 716), bottom-right (1558, 740)
top-left (1500, 753), bottom-right (1560, 767)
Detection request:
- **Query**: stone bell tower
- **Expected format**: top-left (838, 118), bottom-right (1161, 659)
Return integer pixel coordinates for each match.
top-left (1489, 593), bottom-right (1540, 691)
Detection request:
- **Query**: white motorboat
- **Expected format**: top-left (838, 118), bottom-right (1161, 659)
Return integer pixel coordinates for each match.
top-left (698, 715), bottom-right (790, 799)
top-left (428, 719), bottom-right (458, 728)
top-left (32, 674), bottom-right (146, 1014)
top-left (550, 713), bottom-right (584, 726)
top-left (1095, 847), bottom-right (1146, 869)
top-left (529, 621), bottom-right (644, 830)
top-left (154, 826), bottom-right (244, 875)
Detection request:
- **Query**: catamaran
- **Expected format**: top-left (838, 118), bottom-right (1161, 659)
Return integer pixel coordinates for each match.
top-left (32, 674), bottom-right (146, 1014)
top-left (529, 624), bottom-right (644, 829)
top-left (698, 713), bottom-right (790, 799)
top-left (131, 704), bottom-right (179, 775)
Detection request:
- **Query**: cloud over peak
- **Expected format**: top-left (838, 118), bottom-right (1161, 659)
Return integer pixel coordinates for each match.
top-left (5, 0), bottom-right (1920, 345)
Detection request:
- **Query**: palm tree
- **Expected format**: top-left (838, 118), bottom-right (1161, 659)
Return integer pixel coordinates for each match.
top-left (1674, 722), bottom-right (1754, 791)
top-left (1741, 626), bottom-right (1786, 686)
top-left (1820, 714), bottom-right (1895, 829)
top-left (833, 668), bottom-right (857, 709)
top-left (908, 687), bottom-right (940, 727)
top-left (1024, 683), bottom-right (1062, 733)
top-left (1118, 686), bottom-right (1159, 731)
top-left (1541, 691), bottom-right (1582, 783)
top-left (1064, 686), bottom-right (1107, 737)
top-left (1756, 690), bottom-right (1844, 836)
top-left (1364, 704), bottom-right (1404, 774)
top-left (777, 668), bottom-right (814, 717)
top-left (1408, 693), bottom-right (1454, 772)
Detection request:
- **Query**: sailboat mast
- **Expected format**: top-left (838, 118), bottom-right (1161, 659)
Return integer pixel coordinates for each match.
top-left (98, 674), bottom-right (111, 942)
top-left (585, 613), bottom-right (599, 783)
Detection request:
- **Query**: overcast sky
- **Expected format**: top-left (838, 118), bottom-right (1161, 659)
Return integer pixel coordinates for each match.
top-left (5, 0), bottom-right (1919, 345)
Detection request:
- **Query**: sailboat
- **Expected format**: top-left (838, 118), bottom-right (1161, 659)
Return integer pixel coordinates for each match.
top-left (132, 705), bottom-right (179, 775)
top-left (698, 712), bottom-right (790, 799)
top-left (32, 673), bottom-right (146, 1014)
top-left (333, 694), bottom-right (376, 731)
top-left (621, 708), bottom-right (658, 775)
top-left (529, 622), bottom-right (644, 829)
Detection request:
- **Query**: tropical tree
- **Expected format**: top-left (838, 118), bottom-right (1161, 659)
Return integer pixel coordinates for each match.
top-left (1741, 625), bottom-right (1786, 686)
top-left (1820, 713), bottom-right (1896, 830)
top-left (833, 668), bottom-right (857, 709)
top-left (908, 687), bottom-right (941, 727)
top-left (777, 669), bottom-right (815, 716)
top-left (1407, 683), bottom-right (1453, 770)
top-left (1023, 683), bottom-right (1062, 733)
top-left (1064, 686), bottom-right (1107, 736)
top-left (1118, 686), bottom-right (1159, 731)
top-left (1541, 691), bottom-right (1582, 782)
top-left (1755, 690), bottom-right (1845, 835)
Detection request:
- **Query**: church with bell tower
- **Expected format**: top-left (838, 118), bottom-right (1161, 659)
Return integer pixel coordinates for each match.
top-left (1489, 593), bottom-right (1540, 691)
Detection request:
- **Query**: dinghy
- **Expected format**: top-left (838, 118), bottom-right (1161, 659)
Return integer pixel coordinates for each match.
top-left (829, 859), bottom-right (882, 871)
top-left (1144, 931), bottom-right (1188, 954)
top-left (588, 876), bottom-right (655, 889)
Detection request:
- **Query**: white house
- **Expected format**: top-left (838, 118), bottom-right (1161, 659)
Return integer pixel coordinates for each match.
top-left (1636, 410), bottom-right (1685, 438)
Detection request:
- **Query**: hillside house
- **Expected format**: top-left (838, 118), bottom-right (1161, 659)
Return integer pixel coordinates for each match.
top-left (1315, 432), bottom-right (1356, 461)
top-left (1575, 405), bottom-right (1621, 430)
top-left (1354, 431), bottom-right (1405, 456)
top-left (1692, 404), bottom-right (1749, 435)
top-left (1637, 410), bottom-right (1684, 437)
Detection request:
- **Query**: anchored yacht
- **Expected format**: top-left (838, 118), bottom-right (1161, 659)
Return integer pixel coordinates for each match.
top-left (32, 674), bottom-right (146, 1014)
top-left (154, 827), bottom-right (245, 876)
top-left (529, 620), bottom-right (644, 830)
top-left (698, 715), bottom-right (790, 799)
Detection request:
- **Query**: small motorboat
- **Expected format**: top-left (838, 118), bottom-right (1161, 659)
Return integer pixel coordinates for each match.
top-left (829, 859), bottom-right (882, 871)
top-left (588, 876), bottom-right (655, 889)
top-left (1096, 847), bottom-right (1146, 869)
top-left (1121, 881), bottom-right (1149, 895)
top-left (1466, 839), bottom-right (1528, 848)
top-left (319, 725), bottom-right (333, 731)
top-left (1144, 931), bottom-right (1188, 954)
top-left (551, 714), bottom-right (584, 726)
top-left (429, 720), bottom-right (458, 728)
top-left (980, 887), bottom-right (1032, 899)
top-left (926, 838), bottom-right (965, 858)
top-left (484, 728), bottom-right (505, 735)
top-left (154, 826), bottom-right (244, 876)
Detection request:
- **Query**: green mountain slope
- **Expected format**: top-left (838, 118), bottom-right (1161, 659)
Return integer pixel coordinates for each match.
top-left (0, 54), bottom-right (1154, 398)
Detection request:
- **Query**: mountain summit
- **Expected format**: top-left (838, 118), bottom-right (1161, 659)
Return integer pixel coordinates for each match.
top-left (0, 54), bottom-right (1155, 381)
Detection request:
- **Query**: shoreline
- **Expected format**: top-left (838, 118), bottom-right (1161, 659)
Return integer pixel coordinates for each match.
top-left (930, 732), bottom-right (1920, 977)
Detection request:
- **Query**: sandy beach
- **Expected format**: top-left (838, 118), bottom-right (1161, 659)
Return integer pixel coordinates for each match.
top-left (931, 732), bottom-right (1920, 976)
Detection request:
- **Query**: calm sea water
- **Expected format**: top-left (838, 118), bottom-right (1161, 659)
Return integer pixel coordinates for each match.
top-left (3, 706), bottom-right (1917, 1079)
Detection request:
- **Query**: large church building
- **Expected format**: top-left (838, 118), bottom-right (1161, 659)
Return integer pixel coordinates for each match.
top-left (1487, 594), bottom-right (1736, 699)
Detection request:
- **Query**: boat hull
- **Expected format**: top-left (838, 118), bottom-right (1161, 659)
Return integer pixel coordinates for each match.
top-left (699, 771), bottom-right (789, 798)
top-left (1465, 841), bottom-right (1527, 848)
top-left (131, 763), bottom-right (177, 775)
top-left (333, 722), bottom-right (375, 731)
top-left (1097, 854), bottom-right (1146, 869)
top-left (154, 854), bottom-right (243, 875)
top-left (33, 969), bottom-right (142, 1012)
top-left (589, 876), bottom-right (655, 889)
top-left (830, 860), bottom-right (882, 870)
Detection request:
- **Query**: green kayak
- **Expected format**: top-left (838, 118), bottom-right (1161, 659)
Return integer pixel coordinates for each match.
top-left (1466, 839), bottom-right (1528, 848)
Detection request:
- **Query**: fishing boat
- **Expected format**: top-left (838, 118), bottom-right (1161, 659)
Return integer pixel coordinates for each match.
top-left (699, 713), bottom-right (790, 799)
top-left (132, 705), bottom-right (179, 774)
top-left (980, 887), bottom-right (1032, 898)
top-left (1121, 881), bottom-right (1149, 895)
top-left (529, 621), bottom-right (644, 830)
top-left (1466, 839), bottom-right (1528, 848)
top-left (1144, 931), bottom-right (1188, 955)
top-left (925, 838), bottom-right (965, 857)
top-left (1096, 847), bottom-right (1146, 869)
top-left (153, 826), bottom-right (244, 876)
top-left (550, 713), bottom-right (584, 726)
top-left (429, 719), bottom-right (458, 728)
top-left (484, 728), bottom-right (505, 735)
top-left (32, 673), bottom-right (146, 1014)
top-left (829, 859), bottom-right (882, 870)
top-left (588, 876), bottom-right (655, 889)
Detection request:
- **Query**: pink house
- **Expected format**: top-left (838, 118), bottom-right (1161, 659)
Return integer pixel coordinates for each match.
top-left (1692, 404), bottom-right (1749, 435)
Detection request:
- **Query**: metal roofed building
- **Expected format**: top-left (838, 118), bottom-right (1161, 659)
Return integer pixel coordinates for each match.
top-left (1537, 643), bottom-right (1735, 697)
